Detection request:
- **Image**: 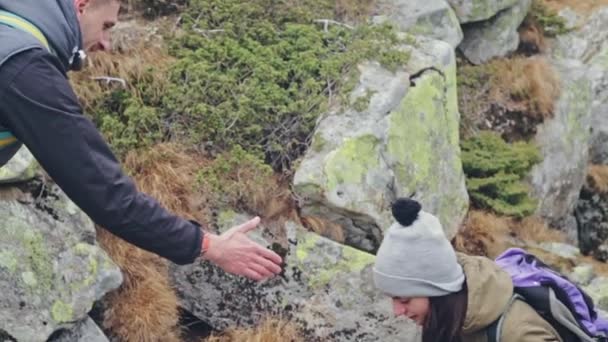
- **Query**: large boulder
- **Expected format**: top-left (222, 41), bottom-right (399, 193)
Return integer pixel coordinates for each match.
top-left (374, 0), bottom-right (463, 48)
top-left (552, 8), bottom-right (608, 147)
top-left (591, 103), bottom-right (608, 165)
top-left (171, 219), bottom-right (420, 342)
top-left (0, 183), bottom-right (122, 342)
top-left (553, 8), bottom-right (608, 63)
top-left (0, 146), bottom-right (38, 184)
top-left (528, 59), bottom-right (593, 242)
top-left (446, 0), bottom-right (520, 23)
top-left (458, 0), bottom-right (531, 64)
top-left (293, 36), bottom-right (468, 252)
top-left (587, 45), bottom-right (608, 165)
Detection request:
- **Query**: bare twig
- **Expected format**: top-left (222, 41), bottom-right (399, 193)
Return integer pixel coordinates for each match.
top-left (91, 76), bottom-right (127, 88)
top-left (313, 19), bottom-right (353, 32)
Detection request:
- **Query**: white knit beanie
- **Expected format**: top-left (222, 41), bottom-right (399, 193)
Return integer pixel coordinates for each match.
top-left (373, 198), bottom-right (465, 298)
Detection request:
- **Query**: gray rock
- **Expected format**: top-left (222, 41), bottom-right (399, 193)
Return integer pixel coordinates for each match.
top-left (539, 242), bottom-right (581, 260)
top-left (557, 7), bottom-right (582, 32)
top-left (584, 277), bottom-right (608, 311)
top-left (0, 184), bottom-right (122, 342)
top-left (171, 221), bottom-right (419, 342)
top-left (553, 8), bottom-right (608, 63)
top-left (588, 49), bottom-right (608, 165)
top-left (575, 184), bottom-right (608, 261)
top-left (374, 0), bottom-right (463, 48)
top-left (458, 0), bottom-right (532, 64)
top-left (48, 317), bottom-right (109, 342)
top-left (293, 36), bottom-right (468, 251)
top-left (446, 0), bottom-right (520, 23)
top-left (569, 264), bottom-right (595, 286)
top-left (0, 146), bottom-right (38, 184)
top-left (528, 59), bottom-right (593, 241)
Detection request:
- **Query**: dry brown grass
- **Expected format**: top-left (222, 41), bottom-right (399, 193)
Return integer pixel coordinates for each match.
top-left (458, 55), bottom-right (561, 140)
top-left (97, 143), bottom-right (206, 341)
top-left (95, 143), bottom-right (347, 340)
top-left (510, 216), bottom-right (567, 243)
top-left (123, 143), bottom-right (208, 222)
top-left (453, 210), bottom-right (513, 258)
top-left (97, 228), bottom-right (183, 342)
top-left (70, 47), bottom-right (173, 111)
top-left (301, 215), bottom-right (346, 243)
top-left (489, 56), bottom-right (561, 120)
top-left (587, 165), bottom-right (608, 194)
top-left (202, 319), bottom-right (302, 342)
top-left (518, 16), bottom-right (548, 55)
top-left (453, 210), bottom-right (566, 258)
top-left (335, 0), bottom-right (375, 22)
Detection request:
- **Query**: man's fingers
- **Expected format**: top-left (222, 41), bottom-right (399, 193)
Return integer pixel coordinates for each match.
top-left (234, 216), bottom-right (261, 234)
top-left (256, 245), bottom-right (283, 265)
top-left (249, 262), bottom-right (273, 279)
top-left (243, 268), bottom-right (264, 282)
top-left (253, 255), bottom-right (282, 274)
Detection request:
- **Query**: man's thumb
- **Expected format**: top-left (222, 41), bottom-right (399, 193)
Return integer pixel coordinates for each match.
top-left (234, 216), bottom-right (261, 234)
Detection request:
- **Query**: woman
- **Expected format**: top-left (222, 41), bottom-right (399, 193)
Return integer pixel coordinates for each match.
top-left (373, 198), bottom-right (562, 342)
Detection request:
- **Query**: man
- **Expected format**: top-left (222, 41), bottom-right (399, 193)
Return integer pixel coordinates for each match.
top-left (0, 0), bottom-right (283, 281)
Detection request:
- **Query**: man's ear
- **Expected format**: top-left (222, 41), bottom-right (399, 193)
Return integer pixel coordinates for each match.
top-left (73, 0), bottom-right (90, 15)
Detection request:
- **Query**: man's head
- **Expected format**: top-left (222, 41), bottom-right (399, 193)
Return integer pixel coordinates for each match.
top-left (74, 0), bottom-right (119, 52)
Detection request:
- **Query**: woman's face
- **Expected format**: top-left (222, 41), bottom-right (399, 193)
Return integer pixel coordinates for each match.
top-left (392, 297), bottom-right (430, 326)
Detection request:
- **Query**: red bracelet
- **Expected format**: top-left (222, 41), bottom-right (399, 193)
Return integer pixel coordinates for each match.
top-left (202, 234), bottom-right (211, 254)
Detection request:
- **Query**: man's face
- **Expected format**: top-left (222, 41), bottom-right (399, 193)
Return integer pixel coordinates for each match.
top-left (74, 0), bottom-right (119, 52)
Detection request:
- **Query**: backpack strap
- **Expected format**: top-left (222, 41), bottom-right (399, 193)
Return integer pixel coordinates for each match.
top-left (487, 294), bottom-right (523, 342)
top-left (0, 10), bottom-right (50, 50)
top-left (0, 10), bottom-right (52, 149)
top-left (546, 287), bottom-right (596, 342)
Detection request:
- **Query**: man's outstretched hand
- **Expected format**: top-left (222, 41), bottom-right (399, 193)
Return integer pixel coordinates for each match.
top-left (202, 217), bottom-right (283, 281)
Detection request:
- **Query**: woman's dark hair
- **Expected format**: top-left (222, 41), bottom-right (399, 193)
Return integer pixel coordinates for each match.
top-left (422, 280), bottom-right (469, 342)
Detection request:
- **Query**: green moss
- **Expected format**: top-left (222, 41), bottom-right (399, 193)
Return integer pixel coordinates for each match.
top-left (51, 300), bottom-right (73, 323)
top-left (311, 133), bottom-right (328, 153)
top-left (161, 0), bottom-right (410, 169)
top-left (217, 210), bottom-right (238, 230)
top-left (529, 0), bottom-right (570, 37)
top-left (461, 131), bottom-right (541, 217)
top-left (324, 135), bottom-right (379, 191)
top-left (196, 145), bottom-right (273, 210)
top-left (352, 90), bottom-right (374, 112)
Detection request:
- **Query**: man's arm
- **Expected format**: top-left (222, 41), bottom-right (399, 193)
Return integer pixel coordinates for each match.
top-left (0, 48), bottom-right (201, 265)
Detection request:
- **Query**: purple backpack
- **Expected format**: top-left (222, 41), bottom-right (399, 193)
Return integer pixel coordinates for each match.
top-left (487, 248), bottom-right (608, 342)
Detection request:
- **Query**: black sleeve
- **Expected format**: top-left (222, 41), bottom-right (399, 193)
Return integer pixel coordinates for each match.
top-left (0, 48), bottom-right (202, 265)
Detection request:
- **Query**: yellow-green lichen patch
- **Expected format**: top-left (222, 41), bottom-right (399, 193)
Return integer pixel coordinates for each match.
top-left (324, 135), bottom-right (380, 192)
top-left (296, 233), bottom-right (321, 263)
top-left (387, 71), bottom-right (445, 191)
top-left (0, 250), bottom-right (18, 273)
top-left (307, 244), bottom-right (375, 290)
top-left (21, 230), bottom-right (54, 292)
top-left (51, 300), bottom-right (73, 323)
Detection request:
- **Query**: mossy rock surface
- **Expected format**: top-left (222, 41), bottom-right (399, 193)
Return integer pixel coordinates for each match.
top-left (171, 221), bottom-right (419, 342)
top-left (0, 184), bottom-right (122, 341)
top-left (294, 36), bottom-right (468, 252)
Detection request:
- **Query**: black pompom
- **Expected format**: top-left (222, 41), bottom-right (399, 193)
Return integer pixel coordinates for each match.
top-left (391, 198), bottom-right (421, 227)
